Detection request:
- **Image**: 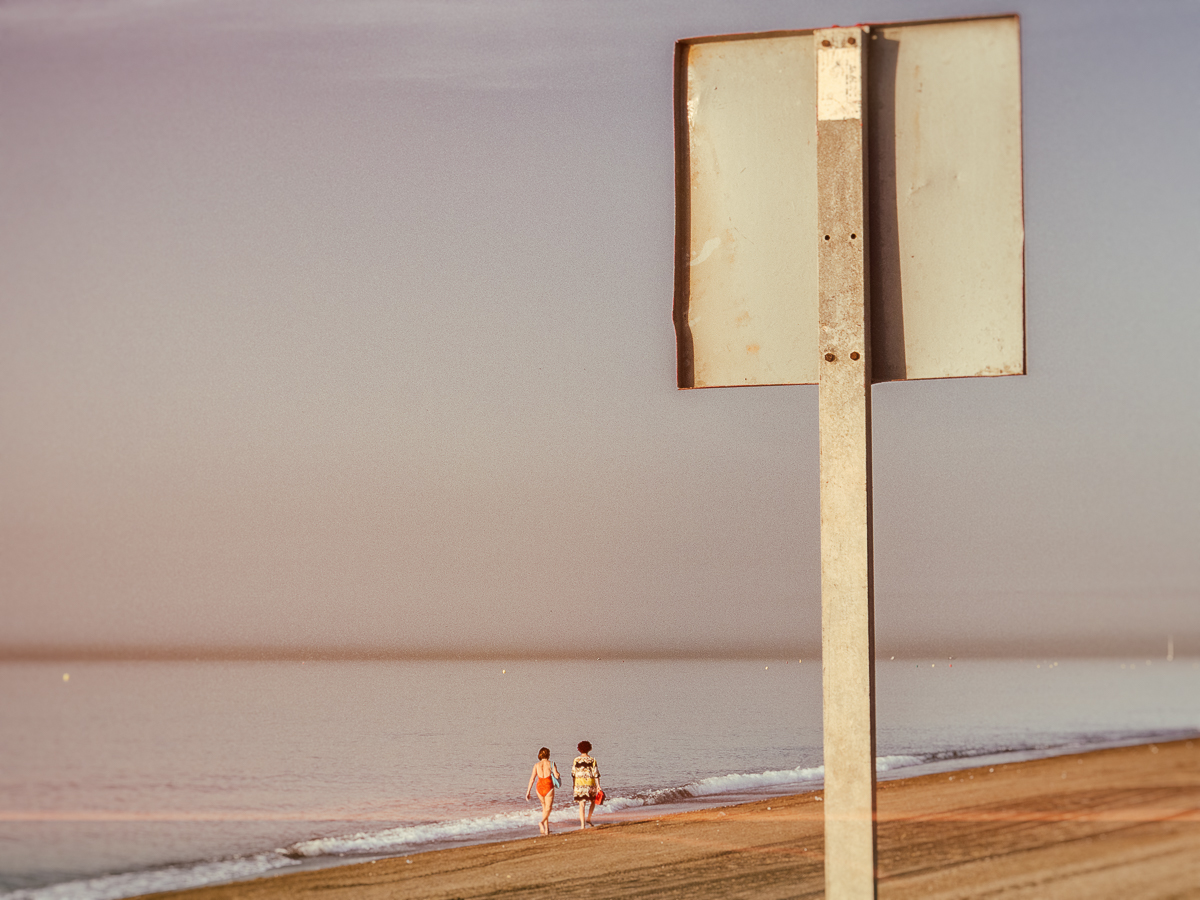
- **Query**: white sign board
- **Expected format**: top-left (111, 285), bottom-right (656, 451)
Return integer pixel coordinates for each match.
top-left (674, 15), bottom-right (1025, 388)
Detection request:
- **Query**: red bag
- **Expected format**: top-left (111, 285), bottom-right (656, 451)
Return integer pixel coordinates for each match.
top-left (594, 789), bottom-right (605, 805)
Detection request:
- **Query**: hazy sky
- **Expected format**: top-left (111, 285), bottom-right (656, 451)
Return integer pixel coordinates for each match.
top-left (2, 0), bottom-right (1197, 659)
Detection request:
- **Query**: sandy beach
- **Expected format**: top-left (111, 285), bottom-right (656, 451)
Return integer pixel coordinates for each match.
top-left (143, 739), bottom-right (1199, 900)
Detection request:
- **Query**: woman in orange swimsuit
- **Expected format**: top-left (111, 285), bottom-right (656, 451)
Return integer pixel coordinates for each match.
top-left (524, 747), bottom-right (560, 835)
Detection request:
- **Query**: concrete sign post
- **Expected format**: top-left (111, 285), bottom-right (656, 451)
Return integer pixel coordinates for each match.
top-left (673, 15), bottom-right (1024, 899)
top-left (815, 27), bottom-right (877, 900)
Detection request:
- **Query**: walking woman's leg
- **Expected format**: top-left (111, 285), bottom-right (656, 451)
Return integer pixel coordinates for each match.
top-left (578, 799), bottom-right (587, 830)
top-left (541, 790), bottom-right (553, 834)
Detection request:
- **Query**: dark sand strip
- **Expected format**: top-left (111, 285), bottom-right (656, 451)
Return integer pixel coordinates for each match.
top-left (142, 739), bottom-right (1200, 900)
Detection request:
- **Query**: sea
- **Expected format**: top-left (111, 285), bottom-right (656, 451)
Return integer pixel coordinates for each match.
top-left (2, 656), bottom-right (1198, 899)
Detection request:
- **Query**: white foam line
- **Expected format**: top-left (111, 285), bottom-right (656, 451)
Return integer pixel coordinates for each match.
top-left (0, 854), bottom-right (298, 900)
top-left (287, 808), bottom-right (547, 857)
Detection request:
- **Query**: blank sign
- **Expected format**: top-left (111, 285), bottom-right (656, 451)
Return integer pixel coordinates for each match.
top-left (674, 15), bottom-right (1025, 388)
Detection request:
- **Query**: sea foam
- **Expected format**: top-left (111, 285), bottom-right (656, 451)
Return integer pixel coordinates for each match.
top-left (287, 757), bottom-right (922, 856)
top-left (0, 854), bottom-right (299, 900)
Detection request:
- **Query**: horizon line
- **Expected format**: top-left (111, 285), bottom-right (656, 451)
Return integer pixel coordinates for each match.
top-left (1, 640), bottom-right (1192, 663)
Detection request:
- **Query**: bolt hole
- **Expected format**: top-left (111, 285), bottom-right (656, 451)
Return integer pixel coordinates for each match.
top-left (821, 39), bottom-right (831, 47)
top-left (824, 235), bottom-right (830, 241)
top-left (847, 37), bottom-right (856, 46)
top-left (850, 351), bottom-right (860, 360)
top-left (850, 233), bottom-right (857, 239)
top-left (824, 353), bottom-right (836, 362)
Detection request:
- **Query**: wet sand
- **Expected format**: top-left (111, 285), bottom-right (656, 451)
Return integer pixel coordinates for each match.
top-left (143, 739), bottom-right (1199, 900)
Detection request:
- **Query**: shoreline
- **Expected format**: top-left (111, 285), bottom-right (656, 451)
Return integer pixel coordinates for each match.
top-left (137, 738), bottom-right (1200, 900)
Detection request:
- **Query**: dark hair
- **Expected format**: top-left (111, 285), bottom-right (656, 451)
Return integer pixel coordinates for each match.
top-left (538, 747), bottom-right (550, 759)
top-left (577, 740), bottom-right (592, 754)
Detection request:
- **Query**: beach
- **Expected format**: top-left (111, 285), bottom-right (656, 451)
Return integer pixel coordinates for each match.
top-left (139, 739), bottom-right (1199, 900)
top-left (6, 658), bottom-right (1198, 897)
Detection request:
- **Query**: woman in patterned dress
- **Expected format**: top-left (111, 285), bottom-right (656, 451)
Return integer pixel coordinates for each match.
top-left (571, 740), bottom-right (600, 829)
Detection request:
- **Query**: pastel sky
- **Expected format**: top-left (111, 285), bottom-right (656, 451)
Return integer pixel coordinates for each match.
top-left (2, 0), bottom-right (1197, 658)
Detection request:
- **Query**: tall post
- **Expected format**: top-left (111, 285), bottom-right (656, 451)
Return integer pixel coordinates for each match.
top-left (816, 26), bottom-right (877, 900)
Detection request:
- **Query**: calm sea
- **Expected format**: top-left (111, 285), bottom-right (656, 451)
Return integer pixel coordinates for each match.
top-left (1, 657), bottom-right (1197, 899)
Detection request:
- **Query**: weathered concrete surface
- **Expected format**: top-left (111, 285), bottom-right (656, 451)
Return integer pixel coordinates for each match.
top-left (817, 24), bottom-right (877, 900)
